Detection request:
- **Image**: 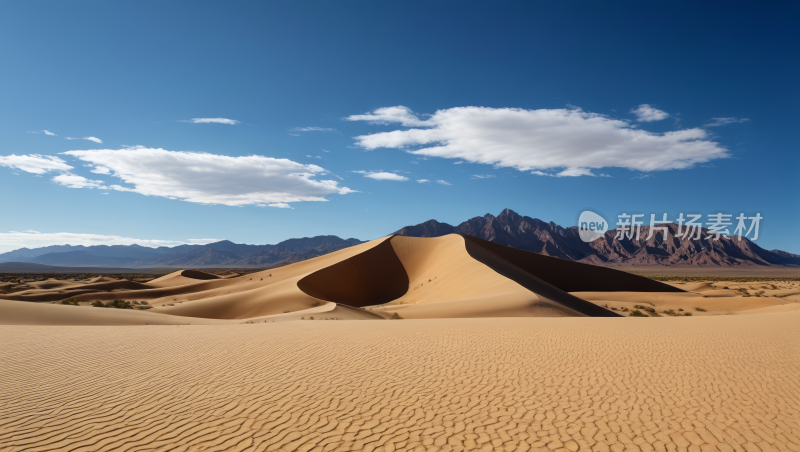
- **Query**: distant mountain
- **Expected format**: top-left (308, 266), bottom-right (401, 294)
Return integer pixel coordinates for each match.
top-left (0, 236), bottom-right (364, 268)
top-left (394, 208), bottom-right (800, 267)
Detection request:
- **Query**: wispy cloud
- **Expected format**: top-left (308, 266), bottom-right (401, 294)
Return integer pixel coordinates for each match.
top-left (306, 155), bottom-right (322, 159)
top-left (0, 231), bottom-right (221, 254)
top-left (352, 170), bottom-right (409, 181)
top-left (65, 136), bottom-right (103, 144)
top-left (290, 127), bottom-right (337, 132)
top-left (630, 104), bottom-right (669, 122)
top-left (0, 154), bottom-right (73, 174)
top-left (349, 105), bottom-right (729, 177)
top-left (52, 173), bottom-right (107, 189)
top-left (472, 174), bottom-right (495, 179)
top-left (436, 180), bottom-right (452, 185)
top-left (183, 118), bottom-right (240, 125)
top-left (417, 179), bottom-right (430, 183)
top-left (704, 117), bottom-right (750, 127)
top-left (345, 106), bottom-right (429, 127)
top-left (28, 130), bottom-right (57, 136)
top-left (60, 147), bottom-right (355, 207)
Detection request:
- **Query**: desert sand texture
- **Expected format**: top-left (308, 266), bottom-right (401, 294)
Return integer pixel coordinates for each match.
top-left (1, 313), bottom-right (799, 452)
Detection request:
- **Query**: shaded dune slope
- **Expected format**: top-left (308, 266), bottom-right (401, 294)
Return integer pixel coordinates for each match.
top-left (464, 236), bottom-right (683, 292)
top-left (297, 239), bottom-right (409, 308)
top-left (464, 238), bottom-right (621, 317)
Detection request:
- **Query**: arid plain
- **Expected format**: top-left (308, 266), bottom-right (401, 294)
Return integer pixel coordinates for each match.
top-left (1, 235), bottom-right (799, 451)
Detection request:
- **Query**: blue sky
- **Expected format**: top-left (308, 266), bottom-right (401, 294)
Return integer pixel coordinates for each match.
top-left (1, 1), bottom-right (798, 253)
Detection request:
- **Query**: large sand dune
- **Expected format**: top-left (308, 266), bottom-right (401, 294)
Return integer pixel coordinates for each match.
top-left (1, 234), bottom-right (797, 325)
top-left (2, 313), bottom-right (798, 451)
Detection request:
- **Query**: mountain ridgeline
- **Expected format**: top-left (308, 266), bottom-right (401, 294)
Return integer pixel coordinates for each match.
top-left (0, 236), bottom-right (364, 268)
top-left (394, 209), bottom-right (800, 267)
top-left (2, 209), bottom-right (798, 269)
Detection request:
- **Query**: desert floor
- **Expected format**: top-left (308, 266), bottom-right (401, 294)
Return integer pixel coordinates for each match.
top-left (2, 313), bottom-right (799, 452)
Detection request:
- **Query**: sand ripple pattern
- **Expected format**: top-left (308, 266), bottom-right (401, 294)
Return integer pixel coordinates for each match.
top-left (1, 315), bottom-right (799, 451)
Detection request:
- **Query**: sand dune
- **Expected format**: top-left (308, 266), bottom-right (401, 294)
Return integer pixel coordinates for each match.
top-left (2, 313), bottom-right (798, 451)
top-left (2, 234), bottom-right (797, 325)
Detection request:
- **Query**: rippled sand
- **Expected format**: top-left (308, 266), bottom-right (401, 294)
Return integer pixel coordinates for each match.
top-left (2, 314), bottom-right (798, 451)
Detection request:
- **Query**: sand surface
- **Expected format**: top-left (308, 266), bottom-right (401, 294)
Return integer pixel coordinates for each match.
top-left (2, 314), bottom-right (799, 452)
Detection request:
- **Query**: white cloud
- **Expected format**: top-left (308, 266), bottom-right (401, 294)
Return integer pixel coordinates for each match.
top-left (352, 170), bottom-right (408, 181)
top-left (66, 136), bottom-right (103, 143)
top-left (631, 104), bottom-right (669, 122)
top-left (472, 174), bottom-right (496, 179)
top-left (52, 173), bottom-right (107, 189)
top-left (349, 106), bottom-right (729, 176)
top-left (531, 171), bottom-right (552, 176)
top-left (290, 127), bottom-right (337, 132)
top-left (417, 179), bottom-right (430, 183)
top-left (436, 180), bottom-right (452, 185)
top-left (345, 106), bottom-right (429, 127)
top-left (262, 203), bottom-right (292, 209)
top-left (61, 147), bottom-right (355, 207)
top-left (322, 149), bottom-right (330, 153)
top-left (0, 231), bottom-right (221, 254)
top-left (410, 161), bottom-right (419, 164)
top-left (705, 117), bottom-right (750, 127)
top-left (28, 130), bottom-right (57, 136)
top-left (453, 161), bottom-right (464, 165)
top-left (90, 166), bottom-right (111, 174)
top-left (185, 118), bottom-right (240, 125)
top-left (306, 155), bottom-right (321, 159)
top-left (0, 154), bottom-right (73, 174)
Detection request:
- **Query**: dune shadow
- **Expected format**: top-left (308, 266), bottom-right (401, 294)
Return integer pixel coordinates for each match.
top-left (297, 238), bottom-right (409, 307)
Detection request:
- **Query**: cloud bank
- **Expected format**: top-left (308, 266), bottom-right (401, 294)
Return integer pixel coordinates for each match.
top-left (61, 147), bottom-right (355, 207)
top-left (347, 106), bottom-right (729, 176)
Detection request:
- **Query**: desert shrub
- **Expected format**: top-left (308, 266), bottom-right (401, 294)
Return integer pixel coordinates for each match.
top-left (93, 300), bottom-right (134, 309)
top-left (662, 309), bottom-right (677, 316)
top-left (629, 310), bottom-right (647, 317)
top-left (140, 301), bottom-right (149, 305)
top-left (60, 299), bottom-right (79, 306)
top-left (389, 312), bottom-right (403, 319)
top-left (132, 301), bottom-right (140, 305)
top-left (684, 312), bottom-right (692, 316)
top-left (695, 307), bottom-right (707, 312)
top-left (620, 307), bottom-right (629, 312)
top-left (634, 305), bottom-right (646, 309)
top-left (678, 308), bottom-right (684, 311)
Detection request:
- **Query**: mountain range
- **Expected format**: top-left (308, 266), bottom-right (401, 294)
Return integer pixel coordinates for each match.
top-left (1, 209), bottom-right (797, 268)
top-left (0, 236), bottom-right (363, 268)
top-left (394, 208), bottom-right (800, 267)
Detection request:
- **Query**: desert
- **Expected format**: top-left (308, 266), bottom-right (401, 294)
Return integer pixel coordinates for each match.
top-left (1, 234), bottom-right (799, 451)
top-left (3, 3), bottom-right (799, 451)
